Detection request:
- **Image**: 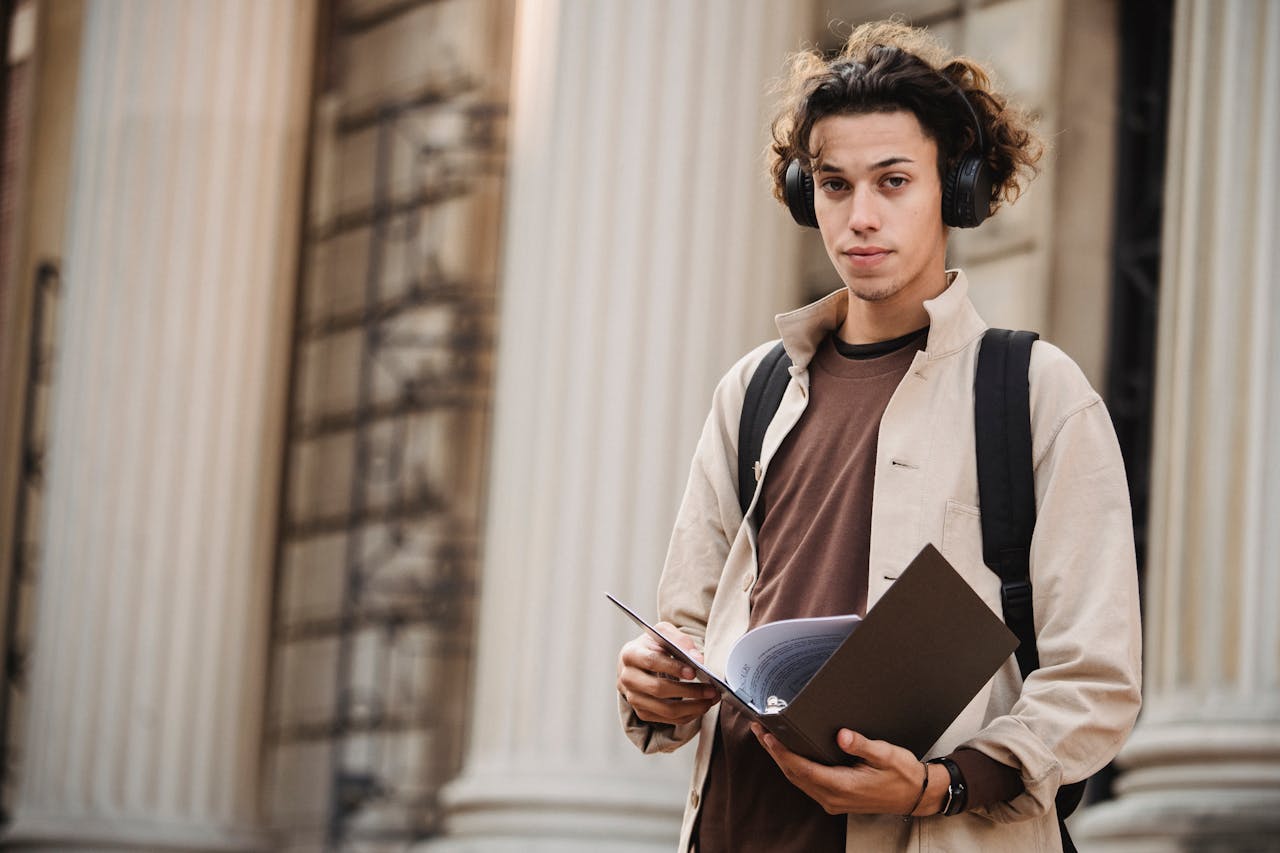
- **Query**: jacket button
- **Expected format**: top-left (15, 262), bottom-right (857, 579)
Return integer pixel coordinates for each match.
top-left (690, 790), bottom-right (700, 808)
top-left (742, 574), bottom-right (753, 592)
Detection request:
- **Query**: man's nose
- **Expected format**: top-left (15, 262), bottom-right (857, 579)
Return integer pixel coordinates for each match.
top-left (848, 185), bottom-right (879, 232)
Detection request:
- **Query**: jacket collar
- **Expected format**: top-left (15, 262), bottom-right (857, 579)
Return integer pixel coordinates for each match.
top-left (774, 269), bottom-right (987, 370)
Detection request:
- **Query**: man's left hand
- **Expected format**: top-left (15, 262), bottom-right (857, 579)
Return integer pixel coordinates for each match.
top-left (751, 724), bottom-right (944, 816)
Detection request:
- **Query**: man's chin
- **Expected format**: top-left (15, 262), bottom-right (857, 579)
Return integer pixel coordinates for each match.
top-left (844, 279), bottom-right (900, 303)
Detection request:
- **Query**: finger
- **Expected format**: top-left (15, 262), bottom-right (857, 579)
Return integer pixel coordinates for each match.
top-left (653, 621), bottom-right (698, 650)
top-left (753, 727), bottom-right (835, 791)
top-left (650, 622), bottom-right (711, 666)
top-left (641, 632), bottom-right (702, 678)
top-left (621, 668), bottom-right (718, 702)
top-left (652, 622), bottom-right (705, 663)
top-left (752, 726), bottom-right (805, 773)
top-left (752, 726), bottom-right (790, 775)
top-left (632, 696), bottom-right (706, 722)
top-left (837, 729), bottom-right (900, 767)
top-left (629, 695), bottom-right (718, 726)
top-left (621, 636), bottom-right (696, 681)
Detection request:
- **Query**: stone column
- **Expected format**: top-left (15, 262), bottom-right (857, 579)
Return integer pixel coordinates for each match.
top-left (426, 1), bottom-right (806, 850)
top-left (3, 0), bottom-right (315, 849)
top-left (1073, 1), bottom-right (1280, 849)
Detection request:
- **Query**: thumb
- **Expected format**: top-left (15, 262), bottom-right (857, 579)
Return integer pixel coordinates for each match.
top-left (837, 729), bottom-right (894, 766)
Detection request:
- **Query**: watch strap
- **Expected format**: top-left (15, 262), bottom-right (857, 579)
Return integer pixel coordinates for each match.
top-left (928, 757), bottom-right (968, 816)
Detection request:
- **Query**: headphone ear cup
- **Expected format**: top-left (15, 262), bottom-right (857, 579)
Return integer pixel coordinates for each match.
top-left (942, 155), bottom-right (995, 228)
top-left (784, 159), bottom-right (819, 229)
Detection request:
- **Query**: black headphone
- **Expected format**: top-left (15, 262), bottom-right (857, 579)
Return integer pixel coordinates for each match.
top-left (783, 83), bottom-right (995, 230)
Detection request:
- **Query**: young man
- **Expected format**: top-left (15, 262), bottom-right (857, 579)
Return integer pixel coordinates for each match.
top-left (616, 21), bottom-right (1141, 853)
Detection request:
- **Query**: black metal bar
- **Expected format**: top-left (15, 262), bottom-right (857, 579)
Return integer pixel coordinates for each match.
top-left (298, 282), bottom-right (493, 340)
top-left (291, 387), bottom-right (490, 443)
top-left (0, 261), bottom-right (59, 823)
top-left (307, 180), bottom-right (474, 242)
top-left (325, 107), bottom-right (395, 851)
top-left (275, 596), bottom-right (478, 645)
top-left (285, 490), bottom-right (450, 541)
top-left (334, 76), bottom-right (480, 135)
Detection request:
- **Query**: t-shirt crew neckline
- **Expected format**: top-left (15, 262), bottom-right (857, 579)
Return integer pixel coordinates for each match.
top-left (815, 325), bottom-right (929, 380)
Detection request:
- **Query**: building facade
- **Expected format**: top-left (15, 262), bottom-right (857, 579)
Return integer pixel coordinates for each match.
top-left (0, 0), bottom-right (1275, 851)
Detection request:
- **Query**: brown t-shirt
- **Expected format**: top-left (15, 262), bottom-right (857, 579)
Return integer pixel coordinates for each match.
top-left (694, 329), bottom-right (1021, 852)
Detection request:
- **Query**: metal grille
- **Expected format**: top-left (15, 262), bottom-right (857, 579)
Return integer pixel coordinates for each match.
top-left (264, 1), bottom-right (509, 848)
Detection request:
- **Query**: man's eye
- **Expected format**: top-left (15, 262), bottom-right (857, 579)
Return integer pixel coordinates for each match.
top-left (884, 176), bottom-right (908, 189)
top-left (819, 179), bottom-right (848, 192)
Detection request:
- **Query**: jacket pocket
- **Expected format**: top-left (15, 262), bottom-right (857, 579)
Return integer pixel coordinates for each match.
top-left (940, 499), bottom-right (1002, 616)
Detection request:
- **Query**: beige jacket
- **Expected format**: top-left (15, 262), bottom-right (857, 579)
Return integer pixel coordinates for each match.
top-left (619, 272), bottom-right (1142, 852)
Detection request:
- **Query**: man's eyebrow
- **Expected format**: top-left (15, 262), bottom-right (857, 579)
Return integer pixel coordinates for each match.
top-left (815, 156), bottom-right (915, 173)
top-left (873, 156), bottom-right (914, 169)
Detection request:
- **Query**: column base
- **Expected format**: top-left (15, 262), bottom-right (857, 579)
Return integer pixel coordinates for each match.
top-left (1073, 791), bottom-right (1280, 853)
top-left (417, 767), bottom-right (684, 853)
top-left (1, 814), bottom-right (272, 852)
top-left (1072, 716), bottom-right (1280, 852)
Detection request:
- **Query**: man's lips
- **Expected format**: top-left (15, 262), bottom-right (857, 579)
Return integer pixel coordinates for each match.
top-left (843, 247), bottom-right (892, 267)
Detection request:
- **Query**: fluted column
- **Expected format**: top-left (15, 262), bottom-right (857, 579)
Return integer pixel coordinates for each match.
top-left (1074, 1), bottom-right (1280, 849)
top-left (426, 1), bottom-right (806, 850)
top-left (3, 1), bottom-right (314, 850)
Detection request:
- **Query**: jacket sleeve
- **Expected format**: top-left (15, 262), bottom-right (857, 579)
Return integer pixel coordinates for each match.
top-left (617, 341), bottom-right (775, 753)
top-left (961, 344), bottom-right (1143, 821)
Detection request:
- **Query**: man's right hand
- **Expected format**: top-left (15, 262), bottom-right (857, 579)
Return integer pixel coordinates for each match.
top-left (617, 623), bottom-right (721, 726)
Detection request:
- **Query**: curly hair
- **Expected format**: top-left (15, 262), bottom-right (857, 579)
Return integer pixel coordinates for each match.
top-left (769, 21), bottom-right (1044, 218)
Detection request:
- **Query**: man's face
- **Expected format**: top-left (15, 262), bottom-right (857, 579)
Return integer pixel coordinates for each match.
top-left (810, 110), bottom-right (948, 307)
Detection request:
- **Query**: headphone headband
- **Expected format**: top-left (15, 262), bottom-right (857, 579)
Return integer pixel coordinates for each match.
top-left (944, 76), bottom-right (986, 155)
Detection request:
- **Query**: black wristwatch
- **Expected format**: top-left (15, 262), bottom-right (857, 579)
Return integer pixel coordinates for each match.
top-left (928, 757), bottom-right (968, 816)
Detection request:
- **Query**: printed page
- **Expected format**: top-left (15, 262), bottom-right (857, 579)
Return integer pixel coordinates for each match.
top-left (726, 614), bottom-right (861, 711)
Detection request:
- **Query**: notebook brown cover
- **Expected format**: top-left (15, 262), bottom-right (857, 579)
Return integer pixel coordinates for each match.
top-left (610, 543), bottom-right (1018, 765)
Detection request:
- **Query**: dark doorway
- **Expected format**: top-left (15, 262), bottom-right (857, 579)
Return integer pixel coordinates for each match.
top-left (1093, 0), bottom-right (1174, 805)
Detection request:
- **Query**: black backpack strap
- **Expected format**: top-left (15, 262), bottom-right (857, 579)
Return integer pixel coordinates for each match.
top-left (976, 329), bottom-right (1089, 836)
top-left (1056, 784), bottom-right (1085, 851)
top-left (737, 341), bottom-right (792, 519)
top-left (975, 328), bottom-right (1040, 679)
